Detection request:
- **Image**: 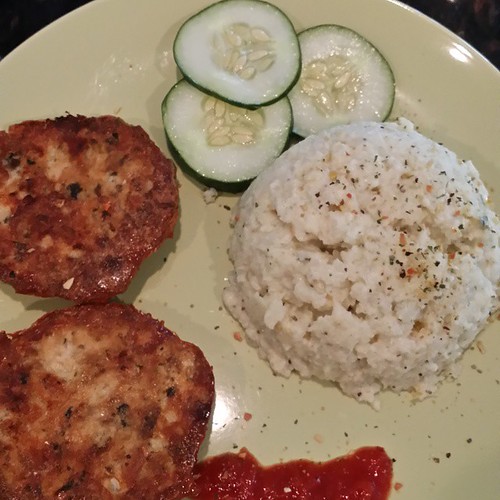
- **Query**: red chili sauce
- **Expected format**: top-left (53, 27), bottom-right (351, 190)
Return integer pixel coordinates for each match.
top-left (191, 446), bottom-right (393, 500)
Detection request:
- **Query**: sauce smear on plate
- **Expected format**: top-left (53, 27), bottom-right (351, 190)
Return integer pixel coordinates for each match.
top-left (191, 446), bottom-right (393, 499)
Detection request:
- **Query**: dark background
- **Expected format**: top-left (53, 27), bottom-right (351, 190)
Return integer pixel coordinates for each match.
top-left (0, 0), bottom-right (498, 68)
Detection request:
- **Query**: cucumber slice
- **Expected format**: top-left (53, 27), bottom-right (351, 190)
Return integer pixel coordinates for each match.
top-left (289, 25), bottom-right (395, 137)
top-left (162, 79), bottom-right (292, 192)
top-left (173, 0), bottom-right (301, 108)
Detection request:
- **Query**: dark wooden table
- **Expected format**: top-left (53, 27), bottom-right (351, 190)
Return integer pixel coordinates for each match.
top-left (0, 0), bottom-right (498, 68)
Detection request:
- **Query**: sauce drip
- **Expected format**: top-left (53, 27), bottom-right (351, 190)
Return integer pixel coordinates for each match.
top-left (191, 446), bottom-right (393, 499)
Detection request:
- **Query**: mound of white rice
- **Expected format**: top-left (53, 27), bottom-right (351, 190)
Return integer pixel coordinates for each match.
top-left (223, 119), bottom-right (500, 408)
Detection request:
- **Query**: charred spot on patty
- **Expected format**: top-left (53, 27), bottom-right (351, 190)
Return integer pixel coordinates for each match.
top-left (67, 182), bottom-right (83, 199)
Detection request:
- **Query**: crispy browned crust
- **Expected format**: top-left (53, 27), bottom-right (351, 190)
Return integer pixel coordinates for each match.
top-left (0, 115), bottom-right (178, 303)
top-left (0, 303), bottom-right (214, 499)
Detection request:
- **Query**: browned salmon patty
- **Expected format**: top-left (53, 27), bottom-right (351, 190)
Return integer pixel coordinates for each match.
top-left (0, 303), bottom-right (214, 499)
top-left (0, 115), bottom-right (178, 303)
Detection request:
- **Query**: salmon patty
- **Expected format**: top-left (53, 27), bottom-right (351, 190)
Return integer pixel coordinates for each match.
top-left (0, 115), bottom-right (178, 302)
top-left (0, 303), bottom-right (214, 499)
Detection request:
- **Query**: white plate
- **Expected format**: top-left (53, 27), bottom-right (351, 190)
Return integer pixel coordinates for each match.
top-left (1, 0), bottom-right (499, 498)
